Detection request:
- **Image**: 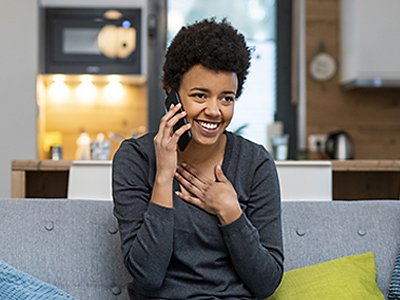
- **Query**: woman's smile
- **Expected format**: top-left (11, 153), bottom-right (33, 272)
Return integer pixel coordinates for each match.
top-left (195, 119), bottom-right (221, 133)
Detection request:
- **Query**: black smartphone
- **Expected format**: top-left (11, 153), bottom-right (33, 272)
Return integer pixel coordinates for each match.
top-left (164, 89), bottom-right (192, 151)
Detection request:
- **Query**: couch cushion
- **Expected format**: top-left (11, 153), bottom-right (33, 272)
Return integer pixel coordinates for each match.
top-left (267, 252), bottom-right (384, 300)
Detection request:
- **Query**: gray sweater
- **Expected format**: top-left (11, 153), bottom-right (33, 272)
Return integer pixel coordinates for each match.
top-left (112, 131), bottom-right (284, 299)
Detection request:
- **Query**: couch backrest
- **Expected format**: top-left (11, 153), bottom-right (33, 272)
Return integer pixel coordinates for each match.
top-left (281, 200), bottom-right (400, 297)
top-left (0, 199), bottom-right (399, 299)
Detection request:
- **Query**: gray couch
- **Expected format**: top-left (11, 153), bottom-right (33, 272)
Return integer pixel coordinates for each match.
top-left (0, 199), bottom-right (399, 299)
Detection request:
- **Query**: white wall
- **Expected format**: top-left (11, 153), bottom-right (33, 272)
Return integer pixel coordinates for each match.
top-left (0, 0), bottom-right (38, 197)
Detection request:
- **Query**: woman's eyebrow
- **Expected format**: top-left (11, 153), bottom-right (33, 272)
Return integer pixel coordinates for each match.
top-left (189, 87), bottom-right (209, 92)
top-left (221, 90), bottom-right (236, 95)
top-left (190, 87), bottom-right (236, 95)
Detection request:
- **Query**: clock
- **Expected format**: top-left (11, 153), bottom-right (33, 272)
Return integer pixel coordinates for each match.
top-left (309, 52), bottom-right (337, 82)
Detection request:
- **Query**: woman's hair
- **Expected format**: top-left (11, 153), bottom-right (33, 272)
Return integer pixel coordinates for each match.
top-left (162, 18), bottom-right (252, 98)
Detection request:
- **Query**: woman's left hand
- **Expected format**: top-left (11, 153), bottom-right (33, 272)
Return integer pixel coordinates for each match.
top-left (175, 163), bottom-right (242, 224)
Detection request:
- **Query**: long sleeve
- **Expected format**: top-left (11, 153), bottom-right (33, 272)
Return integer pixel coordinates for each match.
top-left (112, 138), bottom-right (174, 291)
top-left (220, 145), bottom-right (284, 298)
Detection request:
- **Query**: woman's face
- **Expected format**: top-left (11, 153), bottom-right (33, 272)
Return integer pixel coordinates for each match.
top-left (178, 64), bottom-right (237, 148)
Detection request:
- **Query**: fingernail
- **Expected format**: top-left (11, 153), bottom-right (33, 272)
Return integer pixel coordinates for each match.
top-left (181, 162), bottom-right (187, 167)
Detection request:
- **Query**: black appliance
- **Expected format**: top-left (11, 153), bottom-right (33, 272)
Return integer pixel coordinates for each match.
top-left (44, 8), bottom-right (142, 74)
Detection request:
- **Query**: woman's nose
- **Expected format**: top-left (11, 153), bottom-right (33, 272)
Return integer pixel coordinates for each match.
top-left (204, 99), bottom-right (221, 117)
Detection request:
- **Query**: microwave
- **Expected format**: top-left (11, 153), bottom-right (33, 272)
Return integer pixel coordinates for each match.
top-left (44, 8), bottom-right (143, 75)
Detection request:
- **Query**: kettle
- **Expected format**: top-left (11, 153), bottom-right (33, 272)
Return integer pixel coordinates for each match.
top-left (325, 130), bottom-right (354, 160)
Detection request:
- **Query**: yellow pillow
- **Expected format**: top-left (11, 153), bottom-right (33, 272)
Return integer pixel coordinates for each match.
top-left (267, 252), bottom-right (384, 300)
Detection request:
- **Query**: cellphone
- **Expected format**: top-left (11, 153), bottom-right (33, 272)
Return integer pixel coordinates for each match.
top-left (164, 89), bottom-right (192, 151)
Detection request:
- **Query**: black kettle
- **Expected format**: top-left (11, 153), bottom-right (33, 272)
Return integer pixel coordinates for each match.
top-left (325, 130), bottom-right (354, 160)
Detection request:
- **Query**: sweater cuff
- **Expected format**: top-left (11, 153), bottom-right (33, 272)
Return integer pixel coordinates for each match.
top-left (146, 201), bottom-right (174, 221)
top-left (219, 213), bottom-right (252, 237)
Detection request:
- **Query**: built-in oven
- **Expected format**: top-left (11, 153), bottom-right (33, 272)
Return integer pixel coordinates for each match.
top-left (44, 8), bottom-right (143, 74)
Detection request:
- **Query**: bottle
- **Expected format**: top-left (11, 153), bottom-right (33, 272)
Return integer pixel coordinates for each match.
top-left (50, 145), bottom-right (63, 160)
top-left (76, 131), bottom-right (91, 160)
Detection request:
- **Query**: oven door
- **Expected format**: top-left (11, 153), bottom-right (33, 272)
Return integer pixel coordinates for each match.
top-left (45, 8), bottom-right (142, 74)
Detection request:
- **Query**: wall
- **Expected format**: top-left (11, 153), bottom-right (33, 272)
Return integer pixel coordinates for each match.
top-left (306, 0), bottom-right (400, 159)
top-left (0, 1), bottom-right (38, 197)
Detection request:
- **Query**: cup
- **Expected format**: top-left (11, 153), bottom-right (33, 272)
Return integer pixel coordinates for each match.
top-left (271, 134), bottom-right (289, 160)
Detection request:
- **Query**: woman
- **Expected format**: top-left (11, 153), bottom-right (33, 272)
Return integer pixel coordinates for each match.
top-left (113, 19), bottom-right (283, 299)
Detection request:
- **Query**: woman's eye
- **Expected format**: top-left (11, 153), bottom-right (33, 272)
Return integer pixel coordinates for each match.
top-left (222, 96), bottom-right (235, 103)
top-left (191, 93), bottom-right (206, 100)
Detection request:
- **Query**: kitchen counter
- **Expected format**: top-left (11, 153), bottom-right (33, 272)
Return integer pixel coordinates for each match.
top-left (11, 159), bottom-right (400, 200)
top-left (12, 160), bottom-right (72, 198)
top-left (332, 160), bottom-right (400, 172)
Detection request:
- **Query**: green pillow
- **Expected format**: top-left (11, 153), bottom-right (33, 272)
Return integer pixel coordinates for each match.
top-left (267, 252), bottom-right (384, 300)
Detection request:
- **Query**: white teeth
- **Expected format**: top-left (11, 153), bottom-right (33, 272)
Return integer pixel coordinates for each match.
top-left (198, 121), bottom-right (218, 130)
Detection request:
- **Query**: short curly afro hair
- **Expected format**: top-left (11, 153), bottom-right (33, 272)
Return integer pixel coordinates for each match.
top-left (162, 18), bottom-right (252, 98)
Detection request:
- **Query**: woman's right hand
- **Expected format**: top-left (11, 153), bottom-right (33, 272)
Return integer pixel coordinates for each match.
top-left (153, 103), bottom-right (191, 182)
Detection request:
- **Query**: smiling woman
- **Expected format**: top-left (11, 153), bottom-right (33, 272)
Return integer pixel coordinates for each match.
top-left (112, 19), bottom-right (283, 299)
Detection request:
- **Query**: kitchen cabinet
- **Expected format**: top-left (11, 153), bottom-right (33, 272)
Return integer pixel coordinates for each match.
top-left (12, 160), bottom-right (71, 198)
top-left (275, 161), bottom-right (332, 201)
top-left (332, 160), bottom-right (400, 200)
top-left (341, 0), bottom-right (400, 88)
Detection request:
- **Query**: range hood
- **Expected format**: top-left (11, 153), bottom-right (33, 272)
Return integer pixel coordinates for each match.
top-left (340, 0), bottom-right (400, 89)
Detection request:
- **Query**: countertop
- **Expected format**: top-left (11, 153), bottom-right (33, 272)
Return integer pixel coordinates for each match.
top-left (12, 159), bottom-right (400, 172)
top-left (12, 160), bottom-right (72, 171)
top-left (331, 160), bottom-right (400, 172)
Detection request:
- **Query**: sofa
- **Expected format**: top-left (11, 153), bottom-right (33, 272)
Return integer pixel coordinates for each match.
top-left (0, 198), bottom-right (399, 299)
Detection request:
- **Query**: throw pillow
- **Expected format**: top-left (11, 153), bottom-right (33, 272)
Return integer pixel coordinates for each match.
top-left (388, 250), bottom-right (400, 300)
top-left (266, 252), bottom-right (384, 300)
top-left (0, 260), bottom-right (76, 300)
